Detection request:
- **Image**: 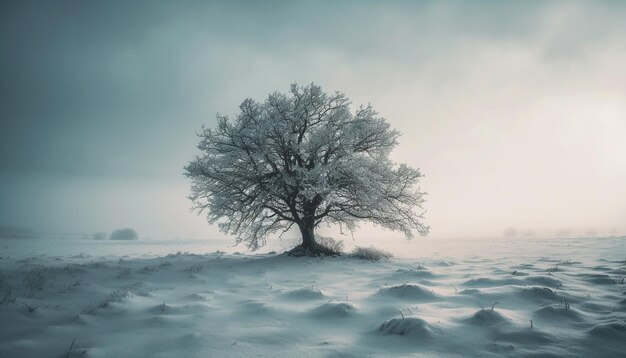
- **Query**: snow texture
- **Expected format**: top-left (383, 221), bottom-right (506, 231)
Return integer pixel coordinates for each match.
top-left (0, 236), bottom-right (625, 357)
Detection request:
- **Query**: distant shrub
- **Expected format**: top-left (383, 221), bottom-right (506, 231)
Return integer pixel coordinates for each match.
top-left (351, 246), bottom-right (393, 262)
top-left (316, 236), bottom-right (344, 255)
top-left (109, 228), bottom-right (138, 240)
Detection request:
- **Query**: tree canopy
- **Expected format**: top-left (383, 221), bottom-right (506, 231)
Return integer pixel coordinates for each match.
top-left (185, 83), bottom-right (428, 253)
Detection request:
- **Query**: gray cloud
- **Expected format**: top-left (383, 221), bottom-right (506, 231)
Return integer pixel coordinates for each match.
top-left (1, 0), bottom-right (625, 238)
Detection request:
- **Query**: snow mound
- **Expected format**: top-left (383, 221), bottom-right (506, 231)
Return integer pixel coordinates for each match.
top-left (608, 268), bottom-right (626, 275)
top-left (534, 305), bottom-right (582, 321)
top-left (431, 260), bottom-right (454, 267)
top-left (284, 287), bottom-right (325, 300)
top-left (65, 349), bottom-right (91, 358)
top-left (592, 265), bottom-right (611, 271)
top-left (589, 321), bottom-right (626, 339)
top-left (147, 303), bottom-right (210, 315)
top-left (183, 293), bottom-right (210, 301)
top-left (378, 317), bottom-right (434, 337)
top-left (495, 329), bottom-right (555, 345)
top-left (579, 301), bottom-right (612, 313)
top-left (379, 284), bottom-right (439, 300)
top-left (459, 288), bottom-right (481, 295)
top-left (178, 331), bottom-right (203, 345)
top-left (524, 276), bottom-right (562, 288)
top-left (237, 299), bottom-right (274, 315)
top-left (462, 277), bottom-right (524, 287)
top-left (519, 286), bottom-right (559, 301)
top-left (581, 274), bottom-right (616, 285)
top-left (465, 309), bottom-right (509, 325)
top-left (311, 301), bottom-right (356, 318)
top-left (514, 263), bottom-right (535, 269)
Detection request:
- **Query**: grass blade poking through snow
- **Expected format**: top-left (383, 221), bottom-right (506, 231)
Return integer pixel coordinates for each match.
top-left (66, 336), bottom-right (78, 358)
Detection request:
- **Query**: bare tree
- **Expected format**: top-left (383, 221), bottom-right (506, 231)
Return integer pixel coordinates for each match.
top-left (185, 83), bottom-right (428, 255)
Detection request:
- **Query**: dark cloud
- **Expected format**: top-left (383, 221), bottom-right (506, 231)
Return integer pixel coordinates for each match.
top-left (3, 0), bottom-right (622, 177)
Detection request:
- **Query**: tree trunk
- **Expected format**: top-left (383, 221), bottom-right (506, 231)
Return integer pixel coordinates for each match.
top-left (288, 218), bottom-right (337, 257)
top-left (299, 221), bottom-right (315, 250)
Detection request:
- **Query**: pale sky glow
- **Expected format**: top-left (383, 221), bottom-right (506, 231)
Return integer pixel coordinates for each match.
top-left (1, 0), bottom-right (625, 240)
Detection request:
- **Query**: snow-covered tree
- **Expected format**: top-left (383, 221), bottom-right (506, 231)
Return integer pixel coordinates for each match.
top-left (185, 84), bottom-right (428, 255)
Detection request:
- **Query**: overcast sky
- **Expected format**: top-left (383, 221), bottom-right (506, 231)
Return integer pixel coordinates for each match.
top-left (1, 0), bottom-right (625, 240)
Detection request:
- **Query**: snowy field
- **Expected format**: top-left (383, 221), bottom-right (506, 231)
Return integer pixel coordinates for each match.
top-left (1, 236), bottom-right (625, 357)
